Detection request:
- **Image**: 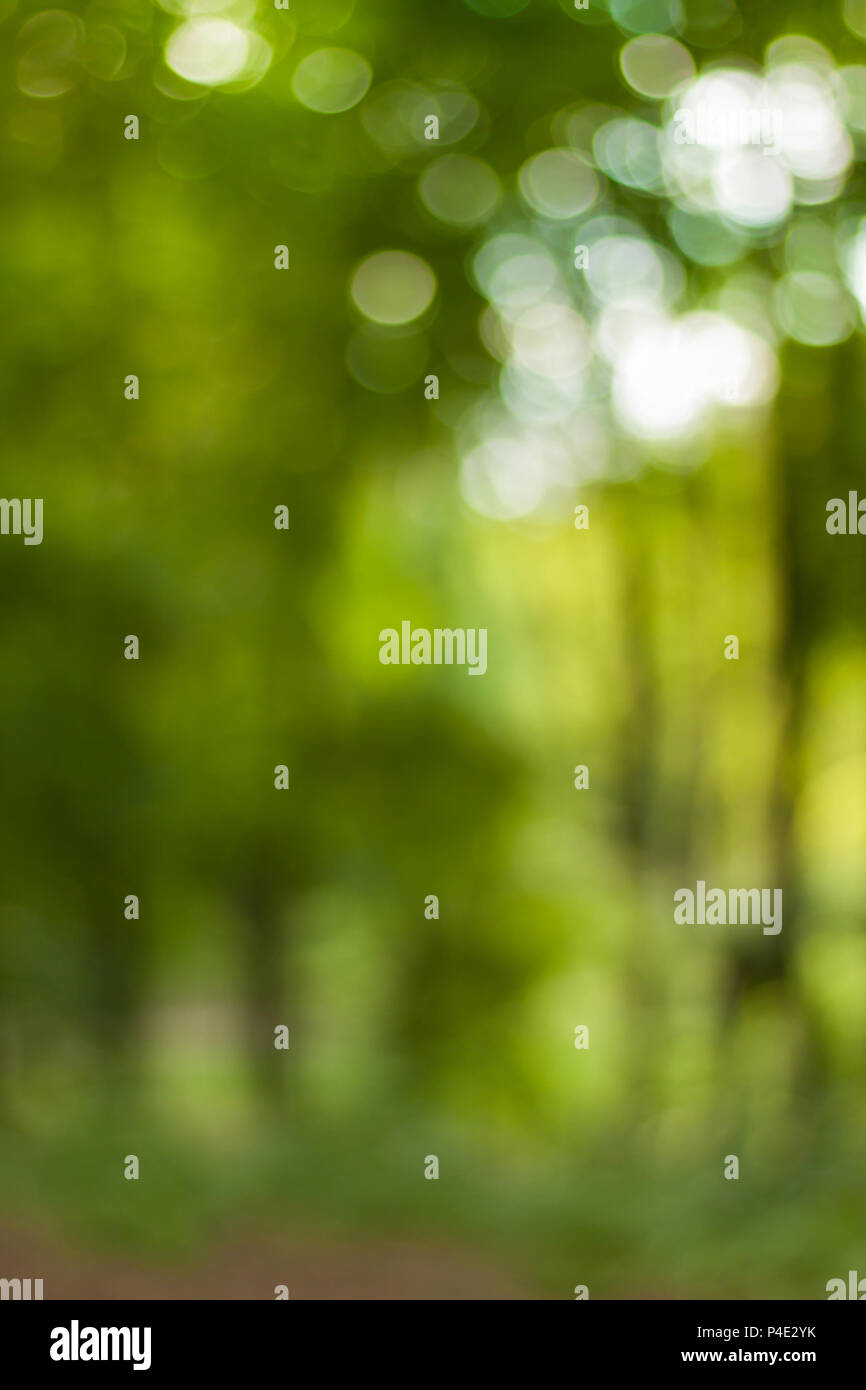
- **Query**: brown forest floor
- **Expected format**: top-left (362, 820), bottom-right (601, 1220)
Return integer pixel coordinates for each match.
top-left (0, 1223), bottom-right (546, 1300)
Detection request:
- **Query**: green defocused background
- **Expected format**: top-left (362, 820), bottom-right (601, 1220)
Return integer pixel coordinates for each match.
top-left (1, 0), bottom-right (866, 1298)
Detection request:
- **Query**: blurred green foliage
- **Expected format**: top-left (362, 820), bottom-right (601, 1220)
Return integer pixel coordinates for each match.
top-left (1, 0), bottom-right (865, 1296)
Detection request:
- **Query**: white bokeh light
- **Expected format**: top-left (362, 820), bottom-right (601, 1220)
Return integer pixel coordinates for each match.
top-left (713, 149), bottom-right (793, 228)
top-left (518, 149), bottom-right (599, 219)
top-left (768, 64), bottom-right (853, 183)
top-left (611, 312), bottom-right (778, 441)
top-left (292, 47), bottom-right (371, 114)
top-left (165, 18), bottom-right (249, 86)
top-left (509, 302), bottom-right (592, 381)
top-left (350, 250), bottom-right (436, 325)
top-left (473, 235), bottom-right (560, 313)
top-left (663, 57), bottom-right (853, 228)
top-left (460, 430), bottom-right (575, 521)
top-left (620, 35), bottom-right (695, 100)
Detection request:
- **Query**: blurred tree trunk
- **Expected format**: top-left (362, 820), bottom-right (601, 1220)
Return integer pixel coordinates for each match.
top-left (84, 832), bottom-right (146, 1101)
top-left (613, 486), bottom-right (660, 1124)
top-left (720, 342), bottom-right (855, 1113)
top-left (237, 867), bottom-right (289, 1117)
